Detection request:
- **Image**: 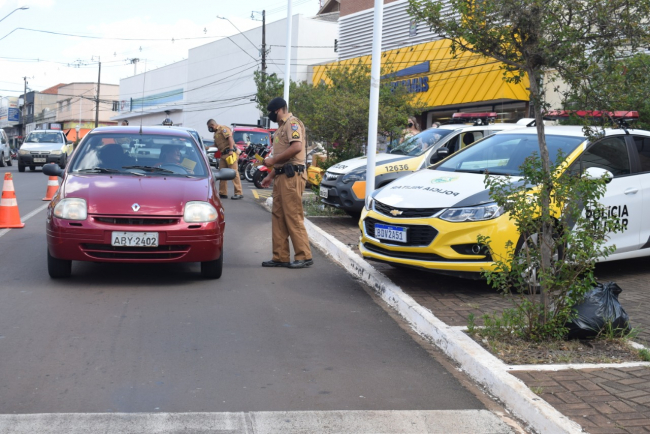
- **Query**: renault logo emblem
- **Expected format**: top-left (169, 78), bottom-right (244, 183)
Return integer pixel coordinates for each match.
top-left (132, 203), bottom-right (141, 212)
top-left (390, 209), bottom-right (403, 216)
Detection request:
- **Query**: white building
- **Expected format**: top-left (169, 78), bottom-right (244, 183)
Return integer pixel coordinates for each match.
top-left (112, 14), bottom-right (337, 140)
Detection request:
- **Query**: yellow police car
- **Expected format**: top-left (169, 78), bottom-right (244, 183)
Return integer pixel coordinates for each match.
top-left (359, 114), bottom-right (650, 278)
top-left (319, 113), bottom-right (527, 216)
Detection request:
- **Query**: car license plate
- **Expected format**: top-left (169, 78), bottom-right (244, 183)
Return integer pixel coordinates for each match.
top-left (374, 223), bottom-right (407, 243)
top-left (111, 232), bottom-right (159, 247)
top-left (319, 186), bottom-right (328, 198)
top-left (34, 158), bottom-right (46, 163)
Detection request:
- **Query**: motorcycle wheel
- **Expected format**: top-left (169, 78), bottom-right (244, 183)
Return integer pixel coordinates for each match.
top-left (244, 163), bottom-right (255, 182)
top-left (253, 169), bottom-right (268, 189)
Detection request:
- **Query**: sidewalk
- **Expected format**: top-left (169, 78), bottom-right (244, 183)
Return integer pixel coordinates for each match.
top-left (310, 216), bottom-right (650, 434)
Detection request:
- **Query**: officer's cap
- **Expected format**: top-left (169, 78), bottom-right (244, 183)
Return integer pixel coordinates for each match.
top-left (267, 97), bottom-right (287, 112)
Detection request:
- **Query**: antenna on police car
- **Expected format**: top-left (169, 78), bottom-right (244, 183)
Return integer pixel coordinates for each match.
top-left (139, 60), bottom-right (147, 135)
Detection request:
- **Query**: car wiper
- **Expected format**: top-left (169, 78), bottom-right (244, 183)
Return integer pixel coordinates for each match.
top-left (76, 167), bottom-right (121, 173)
top-left (122, 165), bottom-right (175, 174)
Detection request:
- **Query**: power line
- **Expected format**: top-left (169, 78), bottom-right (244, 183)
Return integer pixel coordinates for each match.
top-left (0, 27), bottom-right (231, 43)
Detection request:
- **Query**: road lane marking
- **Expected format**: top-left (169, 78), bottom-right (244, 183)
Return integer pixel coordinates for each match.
top-left (252, 189), bottom-right (259, 199)
top-left (0, 203), bottom-right (49, 239)
top-left (0, 410), bottom-right (514, 433)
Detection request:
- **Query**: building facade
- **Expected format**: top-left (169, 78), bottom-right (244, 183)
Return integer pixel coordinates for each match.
top-left (56, 82), bottom-right (120, 140)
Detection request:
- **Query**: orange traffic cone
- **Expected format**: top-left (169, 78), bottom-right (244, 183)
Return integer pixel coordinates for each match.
top-left (0, 173), bottom-right (24, 228)
top-left (43, 175), bottom-right (59, 201)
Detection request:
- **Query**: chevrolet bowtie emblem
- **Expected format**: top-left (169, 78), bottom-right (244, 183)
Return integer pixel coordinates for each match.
top-left (132, 203), bottom-right (141, 212)
top-left (390, 209), bottom-right (403, 216)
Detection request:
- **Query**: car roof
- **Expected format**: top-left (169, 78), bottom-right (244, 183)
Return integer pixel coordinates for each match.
top-left (494, 125), bottom-right (650, 138)
top-left (89, 126), bottom-right (193, 137)
top-left (28, 130), bottom-right (64, 133)
top-left (436, 123), bottom-right (521, 132)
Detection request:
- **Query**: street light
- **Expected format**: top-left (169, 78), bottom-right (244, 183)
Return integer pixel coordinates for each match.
top-left (216, 15), bottom-right (258, 50)
top-left (0, 7), bottom-right (29, 24)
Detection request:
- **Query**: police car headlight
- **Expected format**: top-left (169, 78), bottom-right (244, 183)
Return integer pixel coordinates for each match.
top-left (341, 169), bottom-right (366, 184)
top-left (439, 203), bottom-right (504, 222)
top-left (184, 201), bottom-right (218, 223)
top-left (365, 197), bottom-right (374, 212)
top-left (53, 198), bottom-right (87, 220)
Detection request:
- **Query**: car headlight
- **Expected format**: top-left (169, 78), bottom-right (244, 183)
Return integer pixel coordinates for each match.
top-left (341, 169), bottom-right (367, 184)
top-left (184, 201), bottom-right (218, 223)
top-left (19, 149), bottom-right (29, 155)
top-left (365, 197), bottom-right (374, 212)
top-left (49, 150), bottom-right (62, 155)
top-left (53, 198), bottom-right (87, 220)
top-left (438, 203), bottom-right (504, 222)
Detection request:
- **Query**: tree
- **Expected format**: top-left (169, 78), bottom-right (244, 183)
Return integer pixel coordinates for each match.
top-left (408, 0), bottom-right (650, 324)
top-left (253, 62), bottom-right (426, 165)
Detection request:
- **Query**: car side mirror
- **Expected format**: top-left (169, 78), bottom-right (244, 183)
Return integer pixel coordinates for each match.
top-left (583, 167), bottom-right (613, 184)
top-left (43, 163), bottom-right (64, 178)
top-left (212, 168), bottom-right (236, 181)
top-left (67, 140), bottom-right (73, 145)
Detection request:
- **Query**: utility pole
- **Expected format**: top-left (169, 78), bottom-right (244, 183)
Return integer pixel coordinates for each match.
top-left (130, 58), bottom-right (140, 76)
top-left (95, 60), bottom-right (101, 128)
top-left (261, 10), bottom-right (266, 82)
top-left (22, 76), bottom-right (27, 139)
top-left (283, 1), bottom-right (292, 106)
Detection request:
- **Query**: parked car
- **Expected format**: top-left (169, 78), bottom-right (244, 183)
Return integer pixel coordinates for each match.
top-left (42, 126), bottom-right (236, 279)
top-left (18, 130), bottom-right (73, 172)
top-left (0, 129), bottom-right (11, 167)
top-left (319, 114), bottom-right (531, 216)
top-left (359, 115), bottom-right (650, 278)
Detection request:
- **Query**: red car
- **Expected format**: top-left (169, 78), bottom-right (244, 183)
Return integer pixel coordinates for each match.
top-left (43, 126), bottom-right (236, 279)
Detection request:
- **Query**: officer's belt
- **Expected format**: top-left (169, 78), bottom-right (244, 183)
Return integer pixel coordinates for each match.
top-left (275, 165), bottom-right (305, 175)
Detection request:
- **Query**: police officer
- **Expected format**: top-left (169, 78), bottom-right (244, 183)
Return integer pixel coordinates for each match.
top-left (207, 119), bottom-right (243, 200)
top-left (260, 97), bottom-right (313, 269)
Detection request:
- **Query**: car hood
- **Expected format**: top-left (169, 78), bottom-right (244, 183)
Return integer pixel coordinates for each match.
top-left (373, 170), bottom-right (522, 209)
top-left (327, 153), bottom-right (412, 175)
top-left (20, 143), bottom-right (64, 152)
top-left (61, 174), bottom-right (210, 215)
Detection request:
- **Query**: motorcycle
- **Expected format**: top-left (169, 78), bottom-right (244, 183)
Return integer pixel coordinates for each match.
top-left (252, 164), bottom-right (270, 189)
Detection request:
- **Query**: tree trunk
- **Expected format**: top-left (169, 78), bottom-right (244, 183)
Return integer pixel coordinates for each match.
top-left (528, 68), bottom-right (552, 323)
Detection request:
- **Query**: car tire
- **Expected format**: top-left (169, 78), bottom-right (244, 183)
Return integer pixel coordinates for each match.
top-left (201, 249), bottom-right (223, 279)
top-left (60, 155), bottom-right (67, 169)
top-left (47, 249), bottom-right (72, 278)
top-left (29, 165), bottom-right (36, 171)
top-left (18, 162), bottom-right (25, 172)
top-left (344, 210), bottom-right (362, 219)
top-left (0, 153), bottom-right (4, 167)
top-left (253, 169), bottom-right (268, 189)
top-left (6, 155), bottom-right (11, 166)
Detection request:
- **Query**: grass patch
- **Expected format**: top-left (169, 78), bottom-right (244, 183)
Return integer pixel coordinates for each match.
top-left (303, 195), bottom-right (347, 217)
top-left (639, 348), bottom-right (650, 362)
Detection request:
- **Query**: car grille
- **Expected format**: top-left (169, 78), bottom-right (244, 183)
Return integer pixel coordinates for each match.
top-left (81, 244), bottom-right (190, 260)
top-left (374, 200), bottom-right (443, 218)
top-left (31, 151), bottom-right (50, 155)
top-left (363, 243), bottom-right (491, 262)
top-left (324, 172), bottom-right (339, 182)
top-left (364, 217), bottom-right (437, 246)
top-left (93, 216), bottom-right (179, 225)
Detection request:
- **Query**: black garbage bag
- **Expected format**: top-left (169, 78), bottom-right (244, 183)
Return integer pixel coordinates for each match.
top-left (566, 282), bottom-right (630, 340)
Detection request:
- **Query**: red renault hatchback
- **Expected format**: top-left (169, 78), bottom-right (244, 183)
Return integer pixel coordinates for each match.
top-left (43, 126), bottom-right (236, 279)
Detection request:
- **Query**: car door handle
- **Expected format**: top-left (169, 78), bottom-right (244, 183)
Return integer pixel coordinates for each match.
top-left (624, 188), bottom-right (639, 195)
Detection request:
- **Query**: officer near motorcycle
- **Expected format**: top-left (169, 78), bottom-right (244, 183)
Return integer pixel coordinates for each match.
top-left (207, 119), bottom-right (243, 200)
top-left (260, 97), bottom-right (313, 269)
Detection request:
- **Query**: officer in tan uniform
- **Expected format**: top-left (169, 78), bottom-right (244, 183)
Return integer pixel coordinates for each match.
top-left (207, 119), bottom-right (243, 200)
top-left (260, 97), bottom-right (313, 269)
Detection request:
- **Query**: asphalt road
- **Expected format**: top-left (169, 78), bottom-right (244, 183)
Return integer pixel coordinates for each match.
top-left (0, 164), bottom-right (516, 432)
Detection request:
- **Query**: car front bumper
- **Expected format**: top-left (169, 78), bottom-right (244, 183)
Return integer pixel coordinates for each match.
top-left (46, 211), bottom-right (224, 263)
top-left (19, 153), bottom-right (65, 166)
top-left (358, 208), bottom-right (518, 277)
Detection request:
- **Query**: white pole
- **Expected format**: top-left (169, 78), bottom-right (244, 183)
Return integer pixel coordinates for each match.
top-left (365, 0), bottom-right (384, 206)
top-left (283, 0), bottom-right (292, 106)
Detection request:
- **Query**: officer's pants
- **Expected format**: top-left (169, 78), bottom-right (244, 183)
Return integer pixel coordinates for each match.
top-left (218, 156), bottom-right (243, 196)
top-left (271, 174), bottom-right (312, 262)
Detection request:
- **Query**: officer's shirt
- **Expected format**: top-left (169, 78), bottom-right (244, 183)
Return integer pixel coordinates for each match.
top-left (213, 125), bottom-right (232, 154)
top-left (273, 113), bottom-right (306, 169)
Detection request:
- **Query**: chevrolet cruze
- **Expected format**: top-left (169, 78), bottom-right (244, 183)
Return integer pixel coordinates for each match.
top-left (43, 126), bottom-right (236, 279)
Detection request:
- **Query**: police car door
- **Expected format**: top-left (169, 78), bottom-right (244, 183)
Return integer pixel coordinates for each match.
top-left (577, 136), bottom-right (642, 253)
top-left (630, 134), bottom-right (650, 248)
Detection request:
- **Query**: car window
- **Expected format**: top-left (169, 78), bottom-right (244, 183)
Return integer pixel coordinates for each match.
top-left (71, 133), bottom-right (208, 177)
top-left (389, 128), bottom-right (454, 156)
top-left (633, 135), bottom-right (650, 173)
top-left (577, 136), bottom-right (630, 177)
top-left (233, 131), bottom-right (269, 145)
top-left (436, 133), bottom-right (585, 176)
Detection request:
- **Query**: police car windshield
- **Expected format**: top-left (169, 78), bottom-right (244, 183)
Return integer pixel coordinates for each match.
top-left (436, 133), bottom-right (586, 176)
top-left (71, 133), bottom-right (208, 177)
top-left (389, 128), bottom-right (453, 156)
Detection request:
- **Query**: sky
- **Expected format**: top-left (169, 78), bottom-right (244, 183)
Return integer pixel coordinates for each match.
top-left (0, 0), bottom-right (321, 96)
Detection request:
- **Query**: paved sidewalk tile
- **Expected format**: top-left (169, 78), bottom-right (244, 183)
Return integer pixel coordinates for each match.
top-left (309, 216), bottom-right (650, 434)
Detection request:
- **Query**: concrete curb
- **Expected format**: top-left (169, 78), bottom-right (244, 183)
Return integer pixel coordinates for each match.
top-left (303, 217), bottom-right (584, 434)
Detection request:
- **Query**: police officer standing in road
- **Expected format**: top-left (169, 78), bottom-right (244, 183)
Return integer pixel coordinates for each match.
top-left (260, 97), bottom-right (313, 269)
top-left (207, 119), bottom-right (243, 200)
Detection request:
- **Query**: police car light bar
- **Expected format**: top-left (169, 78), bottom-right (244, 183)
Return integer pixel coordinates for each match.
top-left (452, 112), bottom-right (498, 120)
top-left (544, 110), bottom-right (639, 121)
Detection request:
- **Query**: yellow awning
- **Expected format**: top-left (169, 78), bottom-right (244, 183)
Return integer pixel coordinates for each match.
top-left (312, 39), bottom-right (530, 109)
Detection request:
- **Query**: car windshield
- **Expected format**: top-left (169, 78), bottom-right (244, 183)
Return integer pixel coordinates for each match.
top-left (389, 128), bottom-right (453, 156)
top-left (26, 132), bottom-right (63, 143)
top-left (435, 133), bottom-right (586, 176)
top-left (233, 131), bottom-right (269, 146)
top-left (71, 133), bottom-right (208, 177)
